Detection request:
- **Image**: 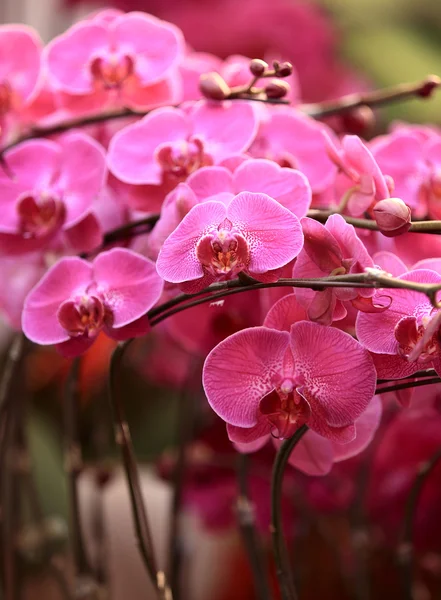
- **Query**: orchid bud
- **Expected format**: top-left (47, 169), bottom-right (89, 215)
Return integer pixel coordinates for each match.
top-left (199, 72), bottom-right (231, 100)
top-left (273, 60), bottom-right (293, 78)
top-left (249, 58), bottom-right (268, 77)
top-left (373, 198), bottom-right (411, 237)
top-left (265, 80), bottom-right (290, 99)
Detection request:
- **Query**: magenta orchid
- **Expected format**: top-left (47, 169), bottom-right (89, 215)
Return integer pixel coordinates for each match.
top-left (203, 319), bottom-right (377, 446)
top-left (156, 191), bottom-right (303, 292)
top-left (249, 108), bottom-right (336, 194)
top-left (292, 214), bottom-right (378, 325)
top-left (325, 133), bottom-right (393, 215)
top-left (107, 101), bottom-right (257, 187)
top-left (0, 133), bottom-right (106, 255)
top-left (356, 269), bottom-right (441, 380)
top-left (45, 10), bottom-right (183, 113)
top-left (22, 248), bottom-right (163, 357)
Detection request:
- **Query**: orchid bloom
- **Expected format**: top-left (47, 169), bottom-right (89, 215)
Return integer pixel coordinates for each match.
top-left (22, 248), bottom-right (163, 357)
top-left (357, 269), bottom-right (441, 381)
top-left (45, 10), bottom-right (183, 112)
top-left (156, 191), bottom-right (304, 292)
top-left (107, 101), bottom-right (257, 187)
top-left (203, 318), bottom-right (376, 449)
top-left (0, 134), bottom-right (106, 255)
top-left (292, 214), bottom-right (378, 325)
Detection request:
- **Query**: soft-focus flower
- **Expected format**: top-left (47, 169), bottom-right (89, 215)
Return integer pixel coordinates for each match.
top-left (22, 248), bottom-right (163, 357)
top-left (356, 269), bottom-right (441, 380)
top-left (107, 101), bottom-right (257, 189)
top-left (156, 191), bottom-right (303, 292)
top-left (0, 134), bottom-right (106, 255)
top-left (292, 214), bottom-right (378, 325)
top-left (373, 197), bottom-right (411, 237)
top-left (250, 108), bottom-right (336, 194)
top-left (325, 133), bottom-right (392, 216)
top-left (203, 320), bottom-right (377, 446)
top-left (45, 10), bottom-right (184, 113)
top-left (0, 25), bottom-right (42, 137)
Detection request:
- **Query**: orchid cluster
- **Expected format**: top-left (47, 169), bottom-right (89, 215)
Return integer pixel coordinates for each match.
top-left (1, 6), bottom-right (441, 600)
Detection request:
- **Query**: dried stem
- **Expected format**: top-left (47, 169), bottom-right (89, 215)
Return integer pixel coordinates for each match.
top-left (236, 454), bottom-right (273, 600)
top-left (64, 358), bottom-right (93, 578)
top-left (108, 340), bottom-right (173, 600)
top-left (397, 446), bottom-right (441, 600)
top-left (271, 425), bottom-right (308, 600)
top-left (301, 75), bottom-right (441, 118)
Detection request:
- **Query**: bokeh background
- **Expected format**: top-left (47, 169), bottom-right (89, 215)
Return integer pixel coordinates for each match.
top-left (1, 1), bottom-right (441, 599)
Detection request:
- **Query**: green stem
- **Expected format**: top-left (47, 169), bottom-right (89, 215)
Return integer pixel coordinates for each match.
top-left (271, 426), bottom-right (308, 600)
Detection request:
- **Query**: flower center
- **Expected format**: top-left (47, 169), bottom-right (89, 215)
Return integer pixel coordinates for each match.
top-left (90, 54), bottom-right (134, 90)
top-left (259, 381), bottom-right (311, 439)
top-left (196, 218), bottom-right (250, 279)
top-left (156, 138), bottom-right (212, 182)
top-left (395, 313), bottom-right (440, 362)
top-left (17, 192), bottom-right (65, 238)
top-left (57, 295), bottom-right (107, 338)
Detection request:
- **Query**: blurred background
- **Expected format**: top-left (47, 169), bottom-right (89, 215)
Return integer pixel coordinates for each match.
top-left (1, 1), bottom-right (441, 599)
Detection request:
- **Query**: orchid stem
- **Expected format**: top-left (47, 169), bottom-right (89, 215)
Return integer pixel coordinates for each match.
top-left (301, 75), bottom-right (440, 118)
top-left (397, 446), bottom-right (441, 600)
top-left (108, 340), bottom-right (173, 600)
top-left (236, 454), bottom-right (273, 600)
top-left (271, 425), bottom-right (308, 600)
top-left (64, 358), bottom-right (93, 579)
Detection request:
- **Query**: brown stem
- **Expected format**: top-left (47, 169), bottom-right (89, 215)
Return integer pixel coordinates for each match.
top-left (308, 209), bottom-right (441, 234)
top-left (397, 446), bottom-right (441, 600)
top-left (301, 75), bottom-right (441, 118)
top-left (271, 426), bottom-right (309, 600)
top-left (236, 454), bottom-right (273, 600)
top-left (64, 358), bottom-right (93, 579)
top-left (375, 376), bottom-right (441, 395)
top-left (108, 341), bottom-right (173, 600)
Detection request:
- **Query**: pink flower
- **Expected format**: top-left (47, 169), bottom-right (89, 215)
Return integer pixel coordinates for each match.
top-left (292, 214), bottom-right (377, 325)
top-left (371, 126), bottom-right (441, 219)
top-left (22, 248), bottom-right (163, 357)
top-left (45, 11), bottom-right (183, 113)
top-left (0, 134), bottom-right (106, 255)
top-left (156, 191), bottom-right (303, 292)
top-left (0, 25), bottom-right (42, 135)
top-left (202, 319), bottom-right (377, 447)
top-left (249, 108), bottom-right (336, 194)
top-left (147, 159), bottom-right (311, 256)
top-left (229, 293), bottom-right (382, 475)
top-left (356, 269), bottom-right (441, 380)
top-left (325, 134), bottom-right (392, 216)
top-left (107, 101), bottom-right (258, 187)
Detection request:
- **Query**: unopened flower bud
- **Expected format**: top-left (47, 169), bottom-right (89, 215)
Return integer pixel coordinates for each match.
top-left (273, 60), bottom-right (293, 78)
top-left (373, 198), bottom-right (411, 237)
top-left (249, 58), bottom-right (268, 77)
top-left (341, 106), bottom-right (375, 136)
top-left (265, 80), bottom-right (290, 99)
top-left (199, 72), bottom-right (231, 101)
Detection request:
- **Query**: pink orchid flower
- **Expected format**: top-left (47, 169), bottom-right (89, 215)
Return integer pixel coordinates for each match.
top-left (356, 269), bottom-right (441, 381)
top-left (203, 314), bottom-right (377, 450)
top-left (325, 133), bottom-right (392, 216)
top-left (0, 134), bottom-right (106, 255)
top-left (372, 126), bottom-right (441, 220)
top-left (0, 25), bottom-right (42, 136)
top-left (249, 108), bottom-right (336, 194)
top-left (22, 248), bottom-right (163, 357)
top-left (45, 11), bottom-right (183, 113)
top-left (107, 101), bottom-right (258, 188)
top-left (147, 159), bottom-right (311, 257)
top-left (232, 293), bottom-right (382, 475)
top-left (292, 214), bottom-right (378, 325)
top-left (156, 191), bottom-right (303, 292)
